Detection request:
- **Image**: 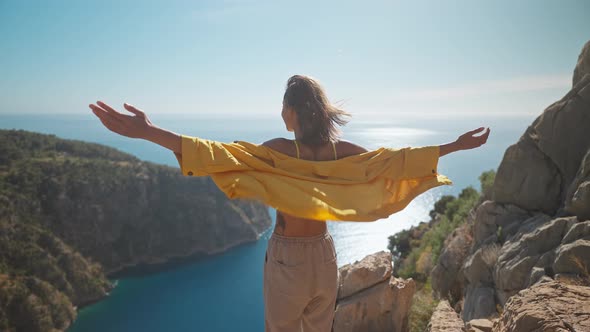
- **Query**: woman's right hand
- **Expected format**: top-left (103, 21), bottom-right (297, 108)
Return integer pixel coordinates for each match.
top-left (455, 127), bottom-right (490, 150)
top-left (89, 101), bottom-right (154, 139)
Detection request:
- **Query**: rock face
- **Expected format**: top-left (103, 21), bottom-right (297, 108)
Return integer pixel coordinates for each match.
top-left (493, 73), bottom-right (590, 215)
top-left (574, 40), bottom-right (590, 86)
top-left (566, 149), bottom-right (590, 220)
top-left (493, 280), bottom-right (590, 332)
top-left (467, 319), bottom-right (494, 332)
top-left (426, 300), bottom-right (464, 332)
top-left (429, 40), bottom-right (590, 330)
top-left (431, 218), bottom-right (474, 303)
top-left (333, 251), bottom-right (416, 332)
top-left (0, 129), bottom-right (272, 331)
top-left (337, 250), bottom-right (393, 299)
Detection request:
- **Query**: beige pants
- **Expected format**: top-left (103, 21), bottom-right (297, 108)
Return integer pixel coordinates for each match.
top-left (264, 231), bottom-right (339, 332)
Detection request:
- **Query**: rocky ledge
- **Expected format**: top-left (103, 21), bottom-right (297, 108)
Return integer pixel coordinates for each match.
top-left (334, 251), bottom-right (416, 332)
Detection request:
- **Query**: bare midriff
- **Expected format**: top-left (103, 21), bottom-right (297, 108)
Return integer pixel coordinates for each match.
top-left (271, 139), bottom-right (338, 237)
top-left (273, 210), bottom-right (327, 237)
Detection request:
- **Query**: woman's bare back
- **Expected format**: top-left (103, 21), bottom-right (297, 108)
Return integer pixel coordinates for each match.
top-left (262, 138), bottom-right (368, 237)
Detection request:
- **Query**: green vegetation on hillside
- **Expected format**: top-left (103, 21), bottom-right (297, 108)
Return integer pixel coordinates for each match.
top-left (0, 129), bottom-right (271, 332)
top-left (388, 169), bottom-right (496, 332)
top-left (0, 130), bottom-right (129, 331)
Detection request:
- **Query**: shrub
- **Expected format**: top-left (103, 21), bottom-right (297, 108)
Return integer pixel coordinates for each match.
top-left (429, 195), bottom-right (455, 219)
top-left (408, 280), bottom-right (438, 332)
top-left (389, 171), bottom-right (496, 280)
top-left (479, 169), bottom-right (496, 200)
top-left (387, 229), bottom-right (412, 260)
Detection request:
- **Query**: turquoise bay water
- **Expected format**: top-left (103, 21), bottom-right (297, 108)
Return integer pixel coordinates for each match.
top-left (1, 112), bottom-right (532, 331)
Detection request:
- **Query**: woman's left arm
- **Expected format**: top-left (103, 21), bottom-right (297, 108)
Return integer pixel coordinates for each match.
top-left (89, 101), bottom-right (181, 153)
top-left (439, 127), bottom-right (491, 157)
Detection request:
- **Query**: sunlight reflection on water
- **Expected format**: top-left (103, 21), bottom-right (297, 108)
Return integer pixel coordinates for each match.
top-left (329, 189), bottom-right (439, 267)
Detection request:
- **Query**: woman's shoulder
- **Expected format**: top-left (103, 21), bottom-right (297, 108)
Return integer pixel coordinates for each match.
top-left (261, 137), bottom-right (291, 147)
top-left (337, 139), bottom-right (369, 155)
top-left (260, 138), bottom-right (293, 154)
top-left (261, 137), bottom-right (369, 157)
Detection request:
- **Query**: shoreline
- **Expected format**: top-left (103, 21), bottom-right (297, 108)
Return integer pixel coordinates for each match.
top-left (74, 226), bottom-right (272, 311)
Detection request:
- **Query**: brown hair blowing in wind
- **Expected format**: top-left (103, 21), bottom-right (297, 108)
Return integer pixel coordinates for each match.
top-left (283, 75), bottom-right (352, 146)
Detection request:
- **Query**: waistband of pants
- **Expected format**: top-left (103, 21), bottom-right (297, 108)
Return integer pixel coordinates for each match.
top-left (270, 230), bottom-right (331, 243)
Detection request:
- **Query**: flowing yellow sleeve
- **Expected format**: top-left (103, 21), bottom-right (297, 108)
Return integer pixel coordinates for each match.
top-left (386, 145), bottom-right (442, 179)
top-left (173, 134), bottom-right (250, 177)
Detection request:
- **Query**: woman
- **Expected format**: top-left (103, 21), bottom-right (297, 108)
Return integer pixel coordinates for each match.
top-left (89, 74), bottom-right (490, 332)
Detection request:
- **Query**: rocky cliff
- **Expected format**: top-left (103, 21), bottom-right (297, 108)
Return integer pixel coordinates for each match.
top-left (429, 40), bottom-right (590, 331)
top-left (334, 251), bottom-right (416, 332)
top-left (0, 129), bottom-right (271, 332)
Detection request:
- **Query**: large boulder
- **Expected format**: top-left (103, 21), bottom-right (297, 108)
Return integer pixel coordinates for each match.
top-left (561, 220), bottom-right (590, 244)
top-left (493, 215), bottom-right (574, 304)
top-left (462, 286), bottom-right (497, 322)
top-left (492, 132), bottom-right (562, 215)
top-left (493, 280), bottom-right (590, 332)
top-left (553, 238), bottom-right (590, 275)
top-left (472, 201), bottom-right (532, 246)
top-left (337, 251), bottom-right (392, 299)
top-left (463, 244), bottom-right (500, 287)
top-left (493, 74), bottom-right (590, 215)
top-left (529, 74), bottom-right (590, 197)
top-left (333, 251), bottom-right (415, 332)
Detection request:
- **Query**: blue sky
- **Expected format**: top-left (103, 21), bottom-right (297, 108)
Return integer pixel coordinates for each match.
top-left (1, 0), bottom-right (589, 120)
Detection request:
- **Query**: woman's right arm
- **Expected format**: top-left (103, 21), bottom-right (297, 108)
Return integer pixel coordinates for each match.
top-left (89, 101), bottom-right (181, 153)
top-left (143, 125), bottom-right (181, 154)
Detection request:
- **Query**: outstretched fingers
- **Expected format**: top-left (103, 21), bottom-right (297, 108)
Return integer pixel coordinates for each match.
top-left (90, 103), bottom-right (124, 124)
top-left (96, 101), bottom-right (127, 121)
top-left (467, 127), bottom-right (485, 136)
top-left (89, 103), bottom-right (108, 119)
top-left (477, 128), bottom-right (491, 146)
top-left (89, 103), bottom-right (126, 132)
top-left (123, 103), bottom-right (145, 117)
top-left (457, 127), bottom-right (491, 150)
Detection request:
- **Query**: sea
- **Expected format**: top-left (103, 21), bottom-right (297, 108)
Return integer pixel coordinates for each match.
top-left (0, 111), bottom-right (533, 331)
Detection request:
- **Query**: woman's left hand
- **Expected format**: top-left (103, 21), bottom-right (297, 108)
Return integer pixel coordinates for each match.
top-left (455, 127), bottom-right (490, 151)
top-left (89, 101), bottom-right (154, 139)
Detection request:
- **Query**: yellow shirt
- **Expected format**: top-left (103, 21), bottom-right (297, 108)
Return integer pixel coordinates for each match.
top-left (173, 134), bottom-right (452, 222)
